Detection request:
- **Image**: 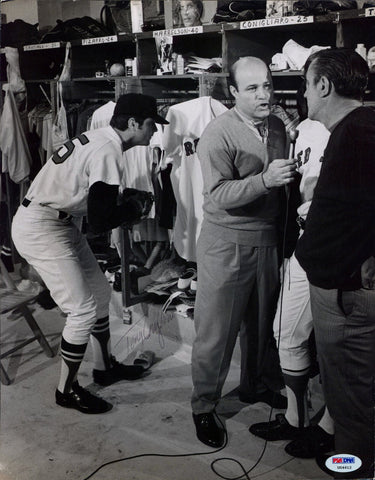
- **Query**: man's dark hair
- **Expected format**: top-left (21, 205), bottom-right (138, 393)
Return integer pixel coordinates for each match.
top-left (110, 115), bottom-right (146, 131)
top-left (304, 48), bottom-right (369, 101)
top-left (296, 81), bottom-right (308, 121)
top-left (176, 0), bottom-right (204, 17)
top-left (191, 0), bottom-right (204, 17)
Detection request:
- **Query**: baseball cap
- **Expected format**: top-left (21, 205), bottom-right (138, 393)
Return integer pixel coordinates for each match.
top-left (113, 93), bottom-right (169, 125)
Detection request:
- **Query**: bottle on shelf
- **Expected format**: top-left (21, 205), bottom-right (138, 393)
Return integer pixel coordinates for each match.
top-left (171, 53), bottom-right (177, 75)
top-left (132, 58), bottom-right (138, 76)
top-left (125, 58), bottom-right (133, 77)
top-left (176, 55), bottom-right (184, 75)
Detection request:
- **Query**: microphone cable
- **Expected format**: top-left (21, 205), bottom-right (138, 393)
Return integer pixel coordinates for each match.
top-left (81, 414), bottom-right (228, 480)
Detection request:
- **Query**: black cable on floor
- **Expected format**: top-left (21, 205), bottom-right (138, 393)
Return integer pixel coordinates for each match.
top-left (81, 425), bottom-right (229, 480)
top-left (210, 414), bottom-right (269, 480)
top-left (81, 426), bottom-right (291, 480)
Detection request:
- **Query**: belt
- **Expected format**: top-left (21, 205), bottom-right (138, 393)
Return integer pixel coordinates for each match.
top-left (22, 198), bottom-right (71, 220)
top-left (296, 216), bottom-right (305, 230)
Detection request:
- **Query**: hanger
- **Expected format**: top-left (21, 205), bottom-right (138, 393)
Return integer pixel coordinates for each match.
top-left (39, 84), bottom-right (52, 107)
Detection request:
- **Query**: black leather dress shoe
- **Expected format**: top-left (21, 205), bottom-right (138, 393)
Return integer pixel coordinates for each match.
top-left (249, 413), bottom-right (300, 441)
top-left (55, 382), bottom-right (113, 414)
top-left (192, 411), bottom-right (226, 448)
top-left (285, 425), bottom-right (334, 458)
top-left (239, 389), bottom-right (287, 409)
top-left (93, 355), bottom-right (145, 386)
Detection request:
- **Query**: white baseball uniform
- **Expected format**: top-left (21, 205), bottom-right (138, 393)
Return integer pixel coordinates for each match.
top-left (273, 118), bottom-right (330, 370)
top-left (162, 96), bottom-right (227, 262)
top-left (11, 126), bottom-right (129, 344)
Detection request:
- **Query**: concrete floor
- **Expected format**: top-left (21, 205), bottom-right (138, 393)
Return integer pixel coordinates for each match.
top-left (0, 290), bottom-right (330, 480)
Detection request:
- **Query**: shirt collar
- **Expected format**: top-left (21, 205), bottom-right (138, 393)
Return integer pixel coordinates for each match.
top-left (234, 107), bottom-right (269, 143)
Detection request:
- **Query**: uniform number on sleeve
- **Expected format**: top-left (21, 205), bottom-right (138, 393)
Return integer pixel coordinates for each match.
top-left (52, 134), bottom-right (90, 164)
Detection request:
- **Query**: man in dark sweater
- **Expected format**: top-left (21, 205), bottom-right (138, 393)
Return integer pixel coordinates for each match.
top-left (295, 48), bottom-right (375, 479)
top-left (191, 56), bottom-right (297, 448)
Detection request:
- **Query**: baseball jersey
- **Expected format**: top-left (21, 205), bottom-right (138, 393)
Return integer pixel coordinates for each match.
top-left (89, 101), bottom-right (116, 130)
top-left (295, 118), bottom-right (330, 219)
top-left (162, 96), bottom-right (228, 261)
top-left (24, 126), bottom-right (125, 217)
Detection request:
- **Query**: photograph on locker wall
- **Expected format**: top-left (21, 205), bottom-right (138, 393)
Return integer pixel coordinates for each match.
top-left (0, 1), bottom-right (374, 480)
top-left (173, 0), bottom-right (218, 26)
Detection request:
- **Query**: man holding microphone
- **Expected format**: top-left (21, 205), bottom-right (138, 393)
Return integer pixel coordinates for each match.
top-left (191, 56), bottom-right (297, 448)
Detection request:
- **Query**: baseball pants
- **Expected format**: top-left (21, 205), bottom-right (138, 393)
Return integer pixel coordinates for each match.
top-left (273, 252), bottom-right (313, 371)
top-left (12, 203), bottom-right (111, 345)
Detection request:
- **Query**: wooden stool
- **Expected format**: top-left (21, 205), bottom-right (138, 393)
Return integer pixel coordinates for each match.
top-left (0, 259), bottom-right (55, 385)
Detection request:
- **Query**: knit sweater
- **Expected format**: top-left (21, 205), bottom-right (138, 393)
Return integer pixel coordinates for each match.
top-left (197, 108), bottom-right (286, 244)
top-left (295, 107), bottom-right (375, 290)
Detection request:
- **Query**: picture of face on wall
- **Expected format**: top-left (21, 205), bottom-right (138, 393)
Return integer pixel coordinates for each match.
top-left (174, 0), bottom-right (203, 26)
top-left (172, 0), bottom-right (217, 27)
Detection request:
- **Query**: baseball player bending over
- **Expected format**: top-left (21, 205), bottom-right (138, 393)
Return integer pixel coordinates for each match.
top-left (12, 94), bottom-right (168, 414)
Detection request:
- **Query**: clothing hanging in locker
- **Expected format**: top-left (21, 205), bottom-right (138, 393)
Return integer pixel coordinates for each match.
top-left (161, 96), bottom-right (228, 262)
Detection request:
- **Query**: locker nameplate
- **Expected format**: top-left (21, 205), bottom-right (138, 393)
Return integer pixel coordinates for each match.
top-left (153, 26), bottom-right (203, 37)
top-left (240, 15), bottom-right (313, 30)
top-left (81, 36), bottom-right (118, 46)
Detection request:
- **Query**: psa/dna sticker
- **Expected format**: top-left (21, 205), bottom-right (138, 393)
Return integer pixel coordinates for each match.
top-left (326, 454), bottom-right (362, 473)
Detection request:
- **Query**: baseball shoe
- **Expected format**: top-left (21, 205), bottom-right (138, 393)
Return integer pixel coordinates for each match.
top-left (249, 413), bottom-right (300, 441)
top-left (93, 355), bottom-right (145, 386)
top-left (192, 411), bottom-right (226, 448)
top-left (285, 425), bottom-right (334, 458)
top-left (55, 381), bottom-right (112, 414)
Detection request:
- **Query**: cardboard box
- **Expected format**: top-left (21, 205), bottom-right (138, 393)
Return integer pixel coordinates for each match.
top-left (141, 0), bottom-right (166, 31)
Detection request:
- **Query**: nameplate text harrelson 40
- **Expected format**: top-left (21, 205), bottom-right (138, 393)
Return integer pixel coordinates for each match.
top-left (153, 26), bottom-right (203, 37)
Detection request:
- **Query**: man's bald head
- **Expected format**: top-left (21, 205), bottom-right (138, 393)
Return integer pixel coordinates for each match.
top-left (229, 57), bottom-right (270, 90)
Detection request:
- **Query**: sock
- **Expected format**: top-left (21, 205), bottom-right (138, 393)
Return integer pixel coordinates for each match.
top-left (90, 316), bottom-right (112, 371)
top-left (318, 406), bottom-right (335, 435)
top-left (283, 367), bottom-right (310, 429)
top-left (1, 245), bottom-right (14, 272)
top-left (57, 337), bottom-right (87, 394)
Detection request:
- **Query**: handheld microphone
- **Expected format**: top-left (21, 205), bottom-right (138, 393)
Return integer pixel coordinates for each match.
top-left (288, 128), bottom-right (299, 159)
top-left (286, 128), bottom-right (299, 200)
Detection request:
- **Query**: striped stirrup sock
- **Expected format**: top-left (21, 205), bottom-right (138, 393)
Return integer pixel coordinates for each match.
top-left (90, 316), bottom-right (111, 370)
top-left (58, 337), bottom-right (87, 394)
